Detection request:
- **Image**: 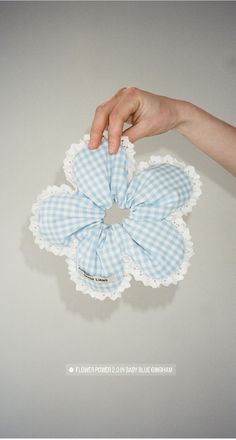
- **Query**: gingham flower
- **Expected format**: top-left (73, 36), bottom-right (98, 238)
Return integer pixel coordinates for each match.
top-left (29, 133), bottom-right (202, 301)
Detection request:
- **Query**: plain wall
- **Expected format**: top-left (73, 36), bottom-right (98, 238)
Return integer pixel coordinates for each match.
top-left (0, 1), bottom-right (236, 437)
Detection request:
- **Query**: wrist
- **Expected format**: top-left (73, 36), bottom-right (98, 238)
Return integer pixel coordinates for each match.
top-left (172, 99), bottom-right (195, 134)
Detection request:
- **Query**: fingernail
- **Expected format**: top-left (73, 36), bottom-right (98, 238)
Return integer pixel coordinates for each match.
top-left (89, 140), bottom-right (96, 149)
top-left (109, 145), bottom-right (116, 154)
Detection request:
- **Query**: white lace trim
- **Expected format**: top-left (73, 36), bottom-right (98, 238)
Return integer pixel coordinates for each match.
top-left (29, 138), bottom-right (202, 300)
top-left (136, 154), bottom-right (202, 217)
top-left (66, 244), bottom-right (133, 302)
top-left (65, 214), bottom-right (194, 297)
top-left (63, 132), bottom-right (137, 188)
top-left (119, 154), bottom-right (202, 289)
top-left (119, 135), bottom-right (137, 181)
top-left (122, 216), bottom-right (194, 288)
top-left (29, 184), bottom-right (76, 257)
top-left (63, 139), bottom-right (87, 189)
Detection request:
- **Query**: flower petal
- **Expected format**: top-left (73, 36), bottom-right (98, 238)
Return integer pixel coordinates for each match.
top-left (68, 223), bottom-right (129, 299)
top-left (30, 185), bottom-right (104, 255)
top-left (125, 163), bottom-right (193, 219)
top-left (64, 135), bottom-right (135, 209)
top-left (121, 217), bottom-right (186, 280)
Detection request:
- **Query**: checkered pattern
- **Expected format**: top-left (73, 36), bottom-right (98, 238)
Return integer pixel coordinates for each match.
top-left (37, 138), bottom-right (193, 295)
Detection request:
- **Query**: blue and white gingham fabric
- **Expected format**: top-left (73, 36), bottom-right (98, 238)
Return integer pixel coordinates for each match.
top-left (30, 134), bottom-right (202, 301)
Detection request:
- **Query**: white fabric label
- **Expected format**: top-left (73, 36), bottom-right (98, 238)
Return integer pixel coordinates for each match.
top-left (77, 266), bottom-right (115, 284)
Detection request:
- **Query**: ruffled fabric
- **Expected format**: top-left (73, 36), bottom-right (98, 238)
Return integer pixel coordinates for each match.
top-left (29, 133), bottom-right (202, 301)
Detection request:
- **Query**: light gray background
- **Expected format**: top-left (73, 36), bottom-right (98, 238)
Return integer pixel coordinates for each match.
top-left (0, 1), bottom-right (236, 438)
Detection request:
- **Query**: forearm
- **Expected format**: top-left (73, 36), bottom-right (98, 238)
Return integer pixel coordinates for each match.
top-left (174, 100), bottom-right (236, 176)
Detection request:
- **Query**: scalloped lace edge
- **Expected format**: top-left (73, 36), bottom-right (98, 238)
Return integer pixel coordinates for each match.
top-left (66, 245), bottom-right (133, 302)
top-left (136, 154), bottom-right (203, 217)
top-left (122, 216), bottom-right (194, 288)
top-left (29, 137), bottom-right (202, 301)
top-left (63, 132), bottom-right (137, 188)
top-left (64, 215), bottom-right (194, 299)
top-left (29, 184), bottom-right (77, 257)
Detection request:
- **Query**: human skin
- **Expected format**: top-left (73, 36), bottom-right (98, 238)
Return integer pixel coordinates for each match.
top-left (88, 87), bottom-right (236, 176)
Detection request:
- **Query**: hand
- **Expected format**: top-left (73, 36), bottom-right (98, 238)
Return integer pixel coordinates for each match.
top-left (88, 87), bottom-right (184, 154)
top-left (88, 86), bottom-right (236, 176)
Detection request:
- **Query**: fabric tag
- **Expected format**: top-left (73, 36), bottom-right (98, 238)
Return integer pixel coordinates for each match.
top-left (77, 266), bottom-right (116, 284)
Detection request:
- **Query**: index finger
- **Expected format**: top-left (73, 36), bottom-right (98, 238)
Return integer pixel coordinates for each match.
top-left (88, 105), bottom-right (110, 148)
top-left (88, 88), bottom-right (128, 149)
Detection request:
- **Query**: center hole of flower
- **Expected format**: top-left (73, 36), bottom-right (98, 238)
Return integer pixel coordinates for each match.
top-left (104, 203), bottom-right (129, 225)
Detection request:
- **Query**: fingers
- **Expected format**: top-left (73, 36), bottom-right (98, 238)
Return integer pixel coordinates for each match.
top-left (89, 87), bottom-right (140, 154)
top-left (107, 96), bottom-right (137, 154)
top-left (89, 102), bottom-right (113, 149)
top-left (89, 89), bottom-right (127, 150)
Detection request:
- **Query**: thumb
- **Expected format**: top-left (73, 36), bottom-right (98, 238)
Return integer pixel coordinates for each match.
top-left (122, 122), bottom-right (147, 144)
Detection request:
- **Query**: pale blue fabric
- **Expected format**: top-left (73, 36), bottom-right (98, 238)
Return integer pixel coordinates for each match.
top-left (37, 137), bottom-right (193, 295)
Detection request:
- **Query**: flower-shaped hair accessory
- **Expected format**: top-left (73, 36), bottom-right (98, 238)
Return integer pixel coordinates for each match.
top-left (29, 133), bottom-right (202, 301)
